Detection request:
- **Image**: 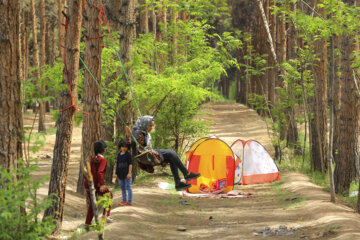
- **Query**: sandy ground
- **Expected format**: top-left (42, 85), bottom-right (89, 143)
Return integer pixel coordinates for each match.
top-left (27, 102), bottom-right (360, 240)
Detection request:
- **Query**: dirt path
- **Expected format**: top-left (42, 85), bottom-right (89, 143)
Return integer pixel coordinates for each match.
top-left (29, 103), bottom-right (360, 239)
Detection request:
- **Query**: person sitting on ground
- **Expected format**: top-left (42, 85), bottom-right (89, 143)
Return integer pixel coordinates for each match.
top-left (84, 140), bottom-right (113, 229)
top-left (131, 115), bottom-right (200, 191)
top-left (115, 139), bottom-right (133, 206)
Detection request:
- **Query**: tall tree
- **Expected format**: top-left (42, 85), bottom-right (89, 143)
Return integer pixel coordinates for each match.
top-left (30, 0), bottom-right (41, 116)
top-left (42, 0), bottom-right (83, 233)
top-left (139, 0), bottom-right (149, 34)
top-left (334, 0), bottom-right (358, 194)
top-left (310, 1), bottom-right (328, 173)
top-left (81, 0), bottom-right (103, 191)
top-left (333, 36), bottom-right (341, 165)
top-left (232, 0), bottom-right (256, 105)
top-left (267, 0), bottom-right (276, 107)
top-left (356, 0), bottom-right (360, 213)
top-left (170, 0), bottom-right (179, 64)
top-left (285, 2), bottom-right (300, 153)
top-left (117, 0), bottom-right (136, 179)
top-left (38, 0), bottom-right (47, 132)
top-left (0, 0), bottom-right (22, 169)
top-left (58, 0), bottom-right (65, 58)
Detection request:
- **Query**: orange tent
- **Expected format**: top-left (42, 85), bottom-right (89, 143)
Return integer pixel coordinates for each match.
top-left (186, 137), bottom-right (236, 194)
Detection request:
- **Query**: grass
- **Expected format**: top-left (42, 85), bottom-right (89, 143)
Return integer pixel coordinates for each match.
top-left (276, 136), bottom-right (359, 211)
top-left (152, 193), bottom-right (179, 207)
top-left (270, 176), bottom-right (306, 209)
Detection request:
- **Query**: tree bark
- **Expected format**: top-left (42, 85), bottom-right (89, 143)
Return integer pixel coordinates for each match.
top-left (333, 35), bottom-right (341, 166)
top-left (155, 0), bottom-right (167, 73)
top-left (170, 0), bottom-right (178, 65)
top-left (0, 0), bottom-right (22, 170)
top-left (139, 0), bottom-right (149, 34)
top-left (30, 0), bottom-right (41, 116)
top-left (328, 36), bottom-right (336, 203)
top-left (285, 2), bottom-right (300, 153)
top-left (81, 0), bottom-right (103, 195)
top-left (23, 9), bottom-right (30, 113)
top-left (118, 0), bottom-right (136, 180)
top-left (255, 0), bottom-right (278, 65)
top-left (50, 18), bottom-right (56, 66)
top-left (58, 0), bottom-right (65, 58)
top-left (42, 0), bottom-right (83, 233)
top-left (356, 0), bottom-right (360, 213)
top-left (277, 9), bottom-right (286, 88)
top-left (334, 0), bottom-right (358, 194)
top-left (267, 0), bottom-right (276, 107)
top-left (38, 0), bottom-right (47, 132)
top-left (310, 1), bottom-right (328, 173)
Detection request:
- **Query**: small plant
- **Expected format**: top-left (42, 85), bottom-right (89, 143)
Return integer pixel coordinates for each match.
top-left (0, 159), bottom-right (55, 240)
top-left (88, 193), bottom-right (113, 237)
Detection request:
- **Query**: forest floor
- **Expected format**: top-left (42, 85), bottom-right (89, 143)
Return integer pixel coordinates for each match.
top-left (27, 102), bottom-right (360, 240)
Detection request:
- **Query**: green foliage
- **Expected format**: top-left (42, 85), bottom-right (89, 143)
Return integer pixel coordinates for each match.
top-left (23, 59), bottom-right (67, 107)
top-left (0, 159), bottom-right (55, 240)
top-left (89, 193), bottom-right (113, 236)
top-left (129, 17), bottom-right (240, 151)
top-left (104, 140), bottom-right (118, 169)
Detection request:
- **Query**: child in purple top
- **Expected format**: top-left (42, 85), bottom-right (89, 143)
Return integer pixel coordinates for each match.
top-left (115, 139), bottom-right (133, 206)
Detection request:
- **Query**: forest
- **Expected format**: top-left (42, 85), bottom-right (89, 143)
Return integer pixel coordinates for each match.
top-left (1, 0), bottom-right (360, 239)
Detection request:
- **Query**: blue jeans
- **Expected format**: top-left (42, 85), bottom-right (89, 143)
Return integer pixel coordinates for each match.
top-left (119, 178), bottom-right (132, 203)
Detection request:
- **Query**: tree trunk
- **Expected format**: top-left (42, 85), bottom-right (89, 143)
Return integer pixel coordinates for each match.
top-left (139, 0), bottom-right (149, 34)
top-left (45, 20), bottom-right (51, 113)
top-left (103, 123), bottom-right (114, 184)
top-left (231, 0), bottom-right (255, 105)
top-left (328, 36), bottom-right (336, 203)
top-left (267, 0), bottom-right (276, 107)
top-left (276, 9), bottom-right (286, 75)
top-left (333, 35), bottom-right (341, 166)
top-left (30, 0), bottom-right (41, 118)
top-left (106, 0), bottom-right (121, 30)
top-left (42, 0), bottom-right (83, 233)
top-left (310, 1), bottom-right (328, 173)
top-left (0, 0), bottom-right (22, 170)
top-left (19, 9), bottom-right (24, 98)
top-left (276, 8), bottom-right (286, 139)
top-left (170, 0), bottom-right (178, 65)
top-left (356, 0), bottom-right (360, 213)
top-left (156, 1), bottom-right (167, 73)
top-left (50, 18), bottom-right (56, 66)
top-left (38, 0), bottom-right (47, 132)
top-left (49, 17), bottom-right (57, 110)
top-left (285, 2), bottom-right (300, 153)
top-left (118, 0), bottom-right (136, 180)
top-left (23, 10), bottom-right (30, 113)
top-left (334, 2), bottom-right (358, 194)
top-left (101, 0), bottom-right (121, 185)
top-left (58, 0), bottom-right (65, 58)
top-left (80, 0), bottom-right (103, 196)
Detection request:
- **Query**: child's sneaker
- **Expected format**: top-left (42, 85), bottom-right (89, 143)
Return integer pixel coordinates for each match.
top-left (175, 182), bottom-right (191, 191)
top-left (125, 202), bottom-right (132, 206)
top-left (117, 201), bottom-right (127, 206)
top-left (185, 172), bottom-right (201, 181)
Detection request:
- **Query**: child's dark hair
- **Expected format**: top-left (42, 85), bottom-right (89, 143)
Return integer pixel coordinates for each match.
top-left (118, 139), bottom-right (130, 149)
top-left (94, 140), bottom-right (107, 155)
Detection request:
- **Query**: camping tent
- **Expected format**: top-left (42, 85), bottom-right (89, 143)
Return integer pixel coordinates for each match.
top-left (186, 137), bottom-right (236, 194)
top-left (231, 139), bottom-right (280, 185)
